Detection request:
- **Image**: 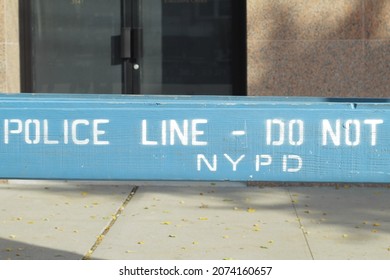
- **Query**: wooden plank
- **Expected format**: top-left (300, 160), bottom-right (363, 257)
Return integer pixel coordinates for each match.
top-left (0, 94), bottom-right (389, 182)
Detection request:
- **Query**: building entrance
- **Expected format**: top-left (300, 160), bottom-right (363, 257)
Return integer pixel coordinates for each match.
top-left (21, 0), bottom-right (246, 95)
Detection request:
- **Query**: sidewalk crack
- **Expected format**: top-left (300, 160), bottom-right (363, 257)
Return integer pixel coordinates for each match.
top-left (82, 186), bottom-right (139, 260)
top-left (288, 189), bottom-right (315, 260)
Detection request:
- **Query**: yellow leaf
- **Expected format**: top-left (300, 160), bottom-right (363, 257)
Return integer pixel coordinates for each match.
top-left (169, 234), bottom-right (176, 238)
top-left (137, 241), bottom-right (145, 245)
top-left (247, 208), bottom-right (256, 213)
top-left (81, 192), bottom-right (88, 196)
top-left (161, 221), bottom-right (172, 225)
top-left (342, 234), bottom-right (348, 238)
top-left (373, 223), bottom-right (381, 227)
top-left (9, 235), bottom-right (16, 239)
top-left (223, 235), bottom-right (229, 239)
top-left (198, 217), bottom-right (208, 221)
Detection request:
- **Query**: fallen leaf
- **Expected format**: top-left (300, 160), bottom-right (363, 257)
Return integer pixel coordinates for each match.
top-left (9, 235), bottom-right (16, 239)
top-left (342, 234), bottom-right (348, 238)
top-left (260, 246), bottom-right (268, 249)
top-left (223, 235), bottom-right (229, 239)
top-left (199, 204), bottom-right (208, 209)
top-left (198, 217), bottom-right (208, 221)
top-left (268, 240), bottom-right (274, 244)
top-left (81, 192), bottom-right (88, 196)
top-left (247, 208), bottom-right (256, 213)
top-left (168, 235), bottom-right (176, 238)
top-left (372, 230), bottom-right (378, 233)
top-left (373, 223), bottom-right (381, 227)
top-left (137, 241), bottom-right (145, 245)
top-left (252, 224), bottom-right (261, 232)
top-left (125, 250), bottom-right (136, 253)
top-left (192, 241), bottom-right (198, 245)
top-left (223, 258), bottom-right (233, 260)
top-left (96, 235), bottom-right (105, 242)
top-left (161, 221), bottom-right (172, 225)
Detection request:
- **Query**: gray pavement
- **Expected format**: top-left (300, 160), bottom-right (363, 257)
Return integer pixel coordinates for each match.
top-left (0, 180), bottom-right (389, 260)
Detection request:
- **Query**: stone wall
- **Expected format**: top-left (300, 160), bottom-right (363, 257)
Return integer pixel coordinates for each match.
top-left (0, 0), bottom-right (19, 93)
top-left (248, 0), bottom-right (390, 98)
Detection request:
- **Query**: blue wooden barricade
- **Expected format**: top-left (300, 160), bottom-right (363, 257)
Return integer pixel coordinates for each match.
top-left (0, 94), bottom-right (389, 183)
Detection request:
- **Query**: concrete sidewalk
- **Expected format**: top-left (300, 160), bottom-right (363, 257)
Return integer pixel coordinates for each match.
top-left (0, 180), bottom-right (389, 260)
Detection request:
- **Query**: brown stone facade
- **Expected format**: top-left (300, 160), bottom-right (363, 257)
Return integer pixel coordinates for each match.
top-left (248, 0), bottom-right (390, 98)
top-left (0, 1), bottom-right (389, 97)
top-left (0, 0), bottom-right (19, 93)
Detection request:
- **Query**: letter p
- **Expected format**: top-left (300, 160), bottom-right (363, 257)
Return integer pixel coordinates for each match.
top-left (4, 119), bottom-right (23, 144)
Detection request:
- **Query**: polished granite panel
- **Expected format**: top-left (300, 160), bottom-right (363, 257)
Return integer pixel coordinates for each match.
top-left (5, 43), bottom-right (20, 93)
top-left (248, 0), bottom-right (363, 40)
top-left (248, 40), bottom-right (365, 97)
top-left (0, 0), bottom-right (5, 43)
top-left (248, 0), bottom-right (390, 98)
top-left (365, 0), bottom-right (390, 39)
top-left (363, 40), bottom-right (390, 97)
top-left (0, 43), bottom-right (6, 92)
top-left (5, 0), bottom-right (19, 43)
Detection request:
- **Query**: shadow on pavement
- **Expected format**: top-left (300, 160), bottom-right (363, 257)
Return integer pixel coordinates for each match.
top-left (0, 238), bottom-right (90, 260)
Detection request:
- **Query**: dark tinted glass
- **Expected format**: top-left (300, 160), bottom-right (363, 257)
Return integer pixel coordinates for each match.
top-left (30, 0), bottom-right (122, 93)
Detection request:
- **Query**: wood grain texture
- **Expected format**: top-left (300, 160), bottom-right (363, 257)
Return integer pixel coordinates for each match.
top-left (0, 94), bottom-right (389, 183)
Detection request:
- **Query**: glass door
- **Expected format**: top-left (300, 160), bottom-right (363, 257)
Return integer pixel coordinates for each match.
top-left (21, 0), bottom-right (246, 95)
top-left (24, 0), bottom-right (123, 94)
